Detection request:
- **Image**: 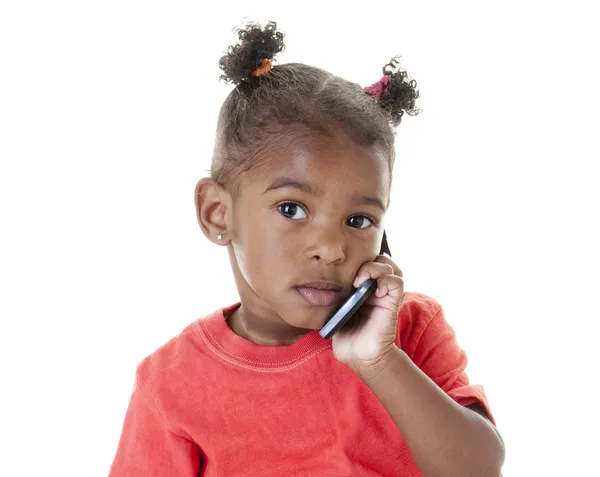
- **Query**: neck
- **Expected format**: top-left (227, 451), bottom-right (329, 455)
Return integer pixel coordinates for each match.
top-left (226, 306), bottom-right (311, 346)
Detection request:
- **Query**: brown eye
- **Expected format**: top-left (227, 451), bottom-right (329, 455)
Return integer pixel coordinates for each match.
top-left (279, 202), bottom-right (307, 220)
top-left (347, 216), bottom-right (373, 229)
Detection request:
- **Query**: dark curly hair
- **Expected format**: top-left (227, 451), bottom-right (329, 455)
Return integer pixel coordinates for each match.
top-left (211, 20), bottom-right (421, 195)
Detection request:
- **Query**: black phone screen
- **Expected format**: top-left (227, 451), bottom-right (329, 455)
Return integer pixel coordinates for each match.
top-left (319, 231), bottom-right (391, 339)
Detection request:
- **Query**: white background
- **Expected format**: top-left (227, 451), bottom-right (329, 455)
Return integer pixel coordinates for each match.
top-left (1, 1), bottom-right (598, 475)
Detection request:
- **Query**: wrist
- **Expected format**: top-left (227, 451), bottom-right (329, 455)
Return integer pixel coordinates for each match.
top-left (356, 344), bottom-right (400, 383)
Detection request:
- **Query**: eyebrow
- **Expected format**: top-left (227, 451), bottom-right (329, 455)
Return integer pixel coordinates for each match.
top-left (263, 176), bottom-right (386, 212)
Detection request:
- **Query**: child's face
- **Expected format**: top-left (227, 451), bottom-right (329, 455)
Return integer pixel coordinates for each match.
top-left (227, 128), bottom-right (391, 332)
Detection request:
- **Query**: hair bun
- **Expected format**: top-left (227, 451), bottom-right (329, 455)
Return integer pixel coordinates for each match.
top-left (218, 20), bottom-right (285, 85)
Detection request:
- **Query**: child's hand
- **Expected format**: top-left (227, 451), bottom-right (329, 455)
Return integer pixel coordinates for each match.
top-left (331, 254), bottom-right (404, 379)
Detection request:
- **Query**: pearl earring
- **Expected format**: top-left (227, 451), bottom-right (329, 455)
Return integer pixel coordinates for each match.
top-left (217, 233), bottom-right (223, 240)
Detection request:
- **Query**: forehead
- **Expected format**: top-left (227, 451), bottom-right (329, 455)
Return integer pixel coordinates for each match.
top-left (246, 127), bottom-right (390, 198)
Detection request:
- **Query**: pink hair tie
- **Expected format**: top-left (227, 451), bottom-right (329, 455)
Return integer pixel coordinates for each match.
top-left (364, 74), bottom-right (391, 99)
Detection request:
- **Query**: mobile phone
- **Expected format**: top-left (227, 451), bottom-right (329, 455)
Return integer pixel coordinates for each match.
top-left (319, 231), bottom-right (391, 339)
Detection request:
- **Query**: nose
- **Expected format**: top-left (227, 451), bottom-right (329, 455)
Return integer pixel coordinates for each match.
top-left (307, 227), bottom-right (346, 265)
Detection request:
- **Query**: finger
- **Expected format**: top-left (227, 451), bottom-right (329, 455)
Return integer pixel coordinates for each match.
top-left (353, 262), bottom-right (395, 288)
top-left (368, 275), bottom-right (405, 301)
top-left (374, 274), bottom-right (404, 297)
top-left (374, 254), bottom-right (403, 277)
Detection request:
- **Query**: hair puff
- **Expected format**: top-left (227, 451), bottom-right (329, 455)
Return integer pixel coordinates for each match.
top-left (375, 56), bottom-right (422, 127)
top-left (218, 20), bottom-right (285, 85)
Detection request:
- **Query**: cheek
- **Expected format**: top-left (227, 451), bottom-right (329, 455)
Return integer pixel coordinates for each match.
top-left (233, 210), bottom-right (292, 288)
top-left (248, 232), bottom-right (291, 280)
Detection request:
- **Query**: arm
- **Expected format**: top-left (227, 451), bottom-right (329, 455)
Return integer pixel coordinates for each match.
top-left (108, 372), bottom-right (201, 476)
top-left (466, 402), bottom-right (505, 448)
top-left (359, 345), bottom-right (505, 477)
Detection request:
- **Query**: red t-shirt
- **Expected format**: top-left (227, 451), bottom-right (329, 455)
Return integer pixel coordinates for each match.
top-left (108, 291), bottom-right (495, 476)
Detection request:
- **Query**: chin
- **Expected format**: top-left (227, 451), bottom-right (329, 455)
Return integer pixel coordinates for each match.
top-left (288, 309), bottom-right (330, 331)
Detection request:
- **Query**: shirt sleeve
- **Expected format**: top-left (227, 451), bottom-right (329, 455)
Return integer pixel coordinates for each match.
top-left (409, 303), bottom-right (497, 427)
top-left (108, 370), bottom-right (202, 476)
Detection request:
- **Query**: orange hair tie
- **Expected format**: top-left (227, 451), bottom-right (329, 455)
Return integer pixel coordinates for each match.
top-left (252, 58), bottom-right (273, 77)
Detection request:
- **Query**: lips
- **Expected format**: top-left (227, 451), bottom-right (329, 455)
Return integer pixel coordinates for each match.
top-left (295, 281), bottom-right (344, 307)
top-left (296, 281), bottom-right (342, 291)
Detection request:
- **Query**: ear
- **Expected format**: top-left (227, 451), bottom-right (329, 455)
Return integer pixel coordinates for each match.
top-left (194, 177), bottom-right (231, 245)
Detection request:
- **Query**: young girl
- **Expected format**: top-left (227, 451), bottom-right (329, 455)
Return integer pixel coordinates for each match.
top-left (108, 21), bottom-right (505, 477)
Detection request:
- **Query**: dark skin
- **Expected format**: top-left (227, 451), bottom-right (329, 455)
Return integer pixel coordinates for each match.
top-left (195, 125), bottom-right (504, 475)
top-left (195, 126), bottom-right (392, 346)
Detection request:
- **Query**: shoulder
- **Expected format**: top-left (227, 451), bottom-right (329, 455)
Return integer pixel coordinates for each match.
top-left (136, 320), bottom-right (198, 385)
top-left (397, 291), bottom-right (443, 333)
top-left (130, 315), bottom-right (214, 428)
top-left (134, 304), bottom-right (228, 396)
top-left (396, 291), bottom-right (444, 354)
top-left (399, 291), bottom-right (442, 317)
